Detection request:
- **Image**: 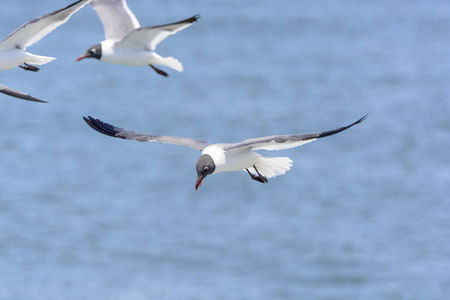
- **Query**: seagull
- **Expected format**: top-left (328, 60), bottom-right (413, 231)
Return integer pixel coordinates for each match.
top-left (0, 0), bottom-right (91, 72)
top-left (76, 0), bottom-right (199, 77)
top-left (83, 115), bottom-right (367, 190)
top-left (0, 83), bottom-right (47, 103)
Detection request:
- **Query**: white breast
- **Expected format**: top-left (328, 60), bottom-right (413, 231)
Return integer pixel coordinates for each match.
top-left (202, 144), bottom-right (259, 174)
top-left (0, 49), bottom-right (27, 70)
top-left (100, 40), bottom-right (155, 66)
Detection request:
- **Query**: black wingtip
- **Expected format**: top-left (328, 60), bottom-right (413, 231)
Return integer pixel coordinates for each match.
top-left (191, 14), bottom-right (201, 22)
top-left (341, 114), bottom-right (368, 130)
top-left (182, 14), bottom-right (200, 24)
top-left (83, 116), bottom-right (119, 138)
top-left (355, 114), bottom-right (369, 125)
top-left (26, 98), bottom-right (48, 103)
top-left (316, 114), bottom-right (368, 139)
top-left (83, 116), bottom-right (100, 133)
top-left (0, 90), bottom-right (48, 103)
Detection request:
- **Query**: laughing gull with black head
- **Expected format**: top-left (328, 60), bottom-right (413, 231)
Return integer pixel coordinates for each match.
top-left (0, 84), bottom-right (47, 103)
top-left (76, 0), bottom-right (199, 77)
top-left (0, 0), bottom-right (91, 72)
top-left (83, 115), bottom-right (367, 190)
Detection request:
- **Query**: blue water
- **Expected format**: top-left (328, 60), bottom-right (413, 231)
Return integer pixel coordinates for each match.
top-left (1, 0), bottom-right (449, 299)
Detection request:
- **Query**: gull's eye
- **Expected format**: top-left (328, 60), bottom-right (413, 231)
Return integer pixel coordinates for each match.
top-left (204, 166), bottom-right (209, 171)
top-left (90, 49), bottom-right (96, 54)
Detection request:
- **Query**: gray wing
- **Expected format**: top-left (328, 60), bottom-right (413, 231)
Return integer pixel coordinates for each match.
top-left (224, 115), bottom-right (368, 151)
top-left (0, 84), bottom-right (47, 103)
top-left (0, 0), bottom-right (91, 50)
top-left (83, 116), bottom-right (211, 151)
top-left (90, 0), bottom-right (140, 41)
top-left (116, 15), bottom-right (200, 50)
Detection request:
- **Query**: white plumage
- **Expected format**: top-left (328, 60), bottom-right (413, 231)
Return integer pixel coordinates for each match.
top-left (77, 0), bottom-right (199, 76)
top-left (0, 0), bottom-right (90, 103)
top-left (0, 0), bottom-right (91, 71)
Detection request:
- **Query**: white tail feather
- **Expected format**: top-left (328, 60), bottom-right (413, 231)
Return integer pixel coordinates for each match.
top-left (253, 156), bottom-right (293, 178)
top-left (25, 53), bottom-right (56, 65)
top-left (159, 56), bottom-right (183, 72)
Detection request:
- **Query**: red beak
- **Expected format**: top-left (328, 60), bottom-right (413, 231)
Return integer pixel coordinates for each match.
top-left (76, 55), bottom-right (86, 62)
top-left (195, 176), bottom-right (203, 191)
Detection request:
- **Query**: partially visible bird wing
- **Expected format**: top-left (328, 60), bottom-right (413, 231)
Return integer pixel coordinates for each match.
top-left (0, 84), bottom-right (47, 103)
top-left (116, 15), bottom-right (200, 50)
top-left (83, 116), bottom-right (211, 151)
top-left (224, 115), bottom-right (368, 151)
top-left (90, 0), bottom-right (140, 41)
top-left (0, 0), bottom-right (91, 50)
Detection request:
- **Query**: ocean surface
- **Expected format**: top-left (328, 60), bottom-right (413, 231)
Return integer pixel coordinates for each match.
top-left (0, 0), bottom-right (449, 299)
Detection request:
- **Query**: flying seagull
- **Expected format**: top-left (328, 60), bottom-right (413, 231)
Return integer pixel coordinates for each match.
top-left (0, 0), bottom-right (91, 72)
top-left (0, 84), bottom-right (47, 103)
top-left (83, 115), bottom-right (367, 190)
top-left (76, 0), bottom-right (199, 77)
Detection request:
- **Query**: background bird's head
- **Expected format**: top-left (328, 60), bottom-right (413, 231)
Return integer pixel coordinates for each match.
top-left (77, 44), bottom-right (102, 61)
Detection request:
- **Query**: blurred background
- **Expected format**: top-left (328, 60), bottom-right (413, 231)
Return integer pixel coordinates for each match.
top-left (0, 0), bottom-right (449, 299)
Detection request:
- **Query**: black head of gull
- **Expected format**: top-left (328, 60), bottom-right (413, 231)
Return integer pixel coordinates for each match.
top-left (195, 154), bottom-right (216, 191)
top-left (77, 43), bottom-right (102, 61)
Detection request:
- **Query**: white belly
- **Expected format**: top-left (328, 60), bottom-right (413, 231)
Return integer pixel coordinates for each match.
top-left (99, 41), bottom-right (182, 71)
top-left (202, 144), bottom-right (293, 178)
top-left (0, 49), bottom-right (27, 70)
top-left (101, 48), bottom-right (156, 66)
top-left (202, 144), bottom-right (259, 174)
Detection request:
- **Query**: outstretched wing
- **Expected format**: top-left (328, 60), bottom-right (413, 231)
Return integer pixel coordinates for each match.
top-left (90, 0), bottom-right (140, 41)
top-left (0, 84), bottom-right (47, 103)
top-left (0, 0), bottom-right (91, 50)
top-left (116, 15), bottom-right (200, 50)
top-left (83, 116), bottom-right (211, 151)
top-left (225, 115), bottom-right (368, 151)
